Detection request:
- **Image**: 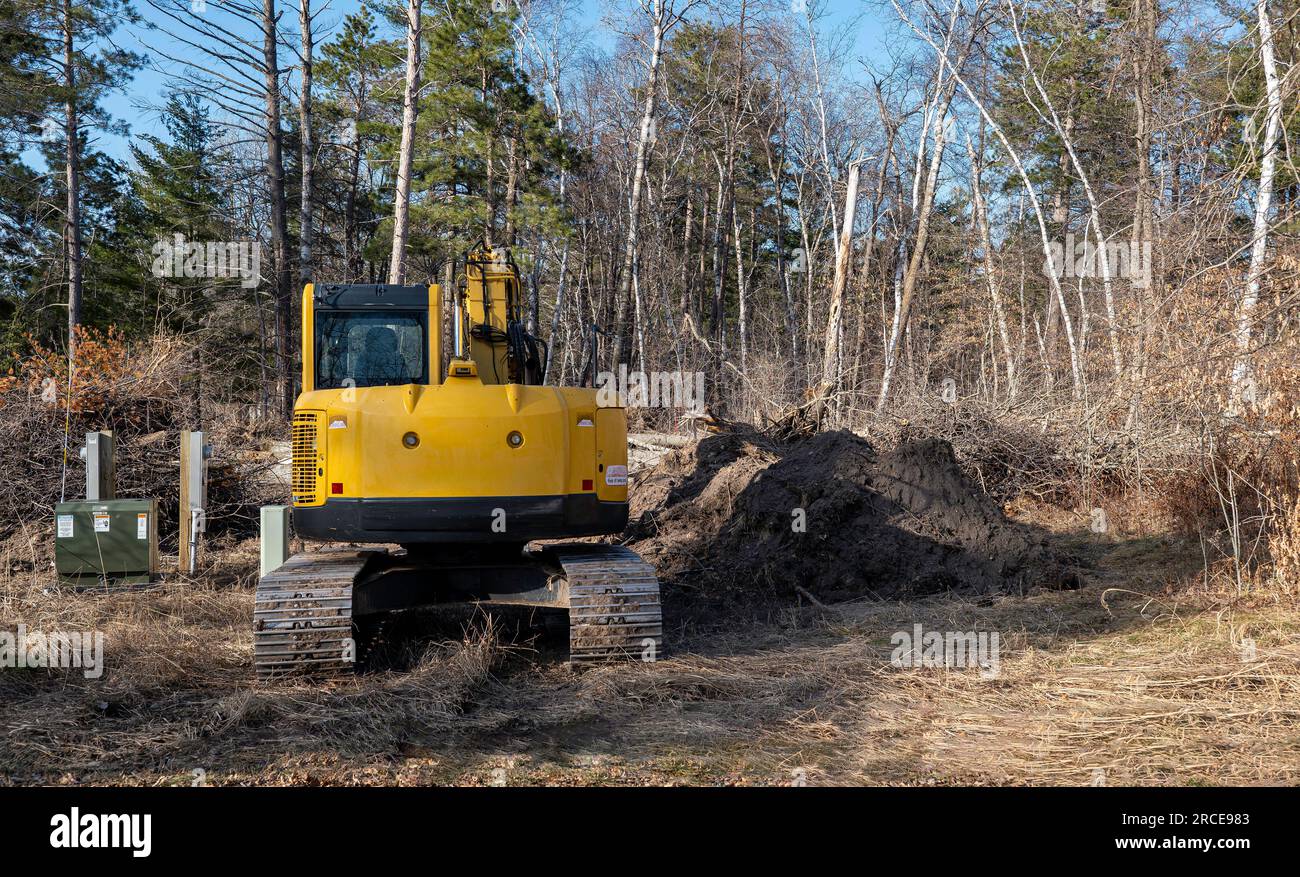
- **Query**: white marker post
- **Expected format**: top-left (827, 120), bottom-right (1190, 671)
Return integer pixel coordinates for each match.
top-left (260, 505), bottom-right (290, 577)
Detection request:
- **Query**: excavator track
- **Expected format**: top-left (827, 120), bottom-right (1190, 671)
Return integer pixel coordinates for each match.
top-left (253, 550), bottom-right (371, 678)
top-left (554, 545), bottom-right (663, 664)
top-left (253, 545), bottom-right (661, 676)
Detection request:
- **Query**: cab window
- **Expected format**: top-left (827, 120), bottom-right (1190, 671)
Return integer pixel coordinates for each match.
top-left (316, 311), bottom-right (427, 389)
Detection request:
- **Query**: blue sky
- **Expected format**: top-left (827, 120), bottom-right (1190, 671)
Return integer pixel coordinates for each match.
top-left (83, 0), bottom-right (887, 167)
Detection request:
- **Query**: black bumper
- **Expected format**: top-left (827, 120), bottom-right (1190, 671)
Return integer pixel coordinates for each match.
top-left (293, 494), bottom-right (628, 543)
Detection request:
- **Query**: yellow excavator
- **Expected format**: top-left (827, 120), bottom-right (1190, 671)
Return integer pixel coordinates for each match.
top-left (253, 248), bottom-right (662, 676)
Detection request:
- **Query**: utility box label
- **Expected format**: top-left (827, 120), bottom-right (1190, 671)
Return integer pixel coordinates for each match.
top-left (93, 513), bottom-right (111, 533)
top-left (57, 515), bottom-right (74, 538)
top-left (137, 513), bottom-right (148, 540)
top-left (605, 465), bottom-right (628, 487)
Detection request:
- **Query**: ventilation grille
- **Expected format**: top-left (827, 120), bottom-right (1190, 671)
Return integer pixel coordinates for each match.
top-left (291, 412), bottom-right (321, 505)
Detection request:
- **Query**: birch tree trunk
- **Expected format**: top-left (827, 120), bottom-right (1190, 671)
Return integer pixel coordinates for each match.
top-left (820, 160), bottom-right (861, 405)
top-left (878, 83), bottom-right (954, 411)
top-left (1231, 0), bottom-right (1282, 407)
top-left (1007, 0), bottom-right (1121, 381)
top-left (611, 0), bottom-right (669, 367)
top-left (876, 0), bottom-right (976, 410)
top-left (965, 131), bottom-right (1015, 395)
top-left (515, 4), bottom-right (571, 384)
top-left (851, 86), bottom-right (895, 397)
top-left (892, 0), bottom-right (1083, 397)
top-left (802, 5), bottom-right (838, 234)
top-left (388, 0), bottom-right (422, 285)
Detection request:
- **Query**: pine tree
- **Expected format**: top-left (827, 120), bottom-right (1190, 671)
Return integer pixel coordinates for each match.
top-left (21, 0), bottom-right (141, 358)
top-left (317, 4), bottom-right (394, 281)
top-left (130, 94), bottom-right (228, 332)
top-left (383, 0), bottom-right (573, 269)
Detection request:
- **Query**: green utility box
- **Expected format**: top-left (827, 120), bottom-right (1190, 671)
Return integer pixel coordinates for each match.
top-left (54, 499), bottom-right (159, 588)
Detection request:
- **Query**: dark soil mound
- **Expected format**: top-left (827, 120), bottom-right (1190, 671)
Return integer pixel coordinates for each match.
top-left (628, 430), bottom-right (1077, 603)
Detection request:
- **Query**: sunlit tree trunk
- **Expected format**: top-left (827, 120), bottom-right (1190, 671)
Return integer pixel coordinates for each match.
top-left (966, 130), bottom-right (1014, 396)
top-left (1231, 0), bottom-right (1282, 407)
top-left (612, 0), bottom-right (670, 367)
top-left (388, 0), bottom-right (422, 285)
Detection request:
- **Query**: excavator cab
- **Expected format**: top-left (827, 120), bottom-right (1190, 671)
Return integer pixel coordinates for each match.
top-left (254, 249), bottom-right (662, 675)
top-left (291, 250), bottom-right (627, 544)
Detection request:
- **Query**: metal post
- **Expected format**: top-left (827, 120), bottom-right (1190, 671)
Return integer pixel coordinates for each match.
top-left (179, 430), bottom-right (210, 575)
top-left (79, 431), bottom-right (115, 501)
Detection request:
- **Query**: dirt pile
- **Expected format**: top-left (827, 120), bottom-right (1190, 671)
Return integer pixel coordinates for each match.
top-left (627, 430), bottom-right (1077, 603)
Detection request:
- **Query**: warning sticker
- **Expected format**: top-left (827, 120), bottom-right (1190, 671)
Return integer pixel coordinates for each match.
top-left (137, 513), bottom-right (148, 540)
top-left (57, 515), bottom-right (74, 538)
top-left (605, 464), bottom-right (628, 487)
top-left (93, 513), bottom-right (110, 533)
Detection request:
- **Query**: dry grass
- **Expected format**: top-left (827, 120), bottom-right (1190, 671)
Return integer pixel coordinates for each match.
top-left (0, 537), bottom-right (507, 785)
top-left (821, 595), bottom-right (1300, 786)
top-left (2, 509), bottom-right (1298, 786)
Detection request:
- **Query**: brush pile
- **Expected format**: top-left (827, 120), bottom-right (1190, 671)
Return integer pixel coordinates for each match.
top-left (0, 328), bottom-right (283, 548)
